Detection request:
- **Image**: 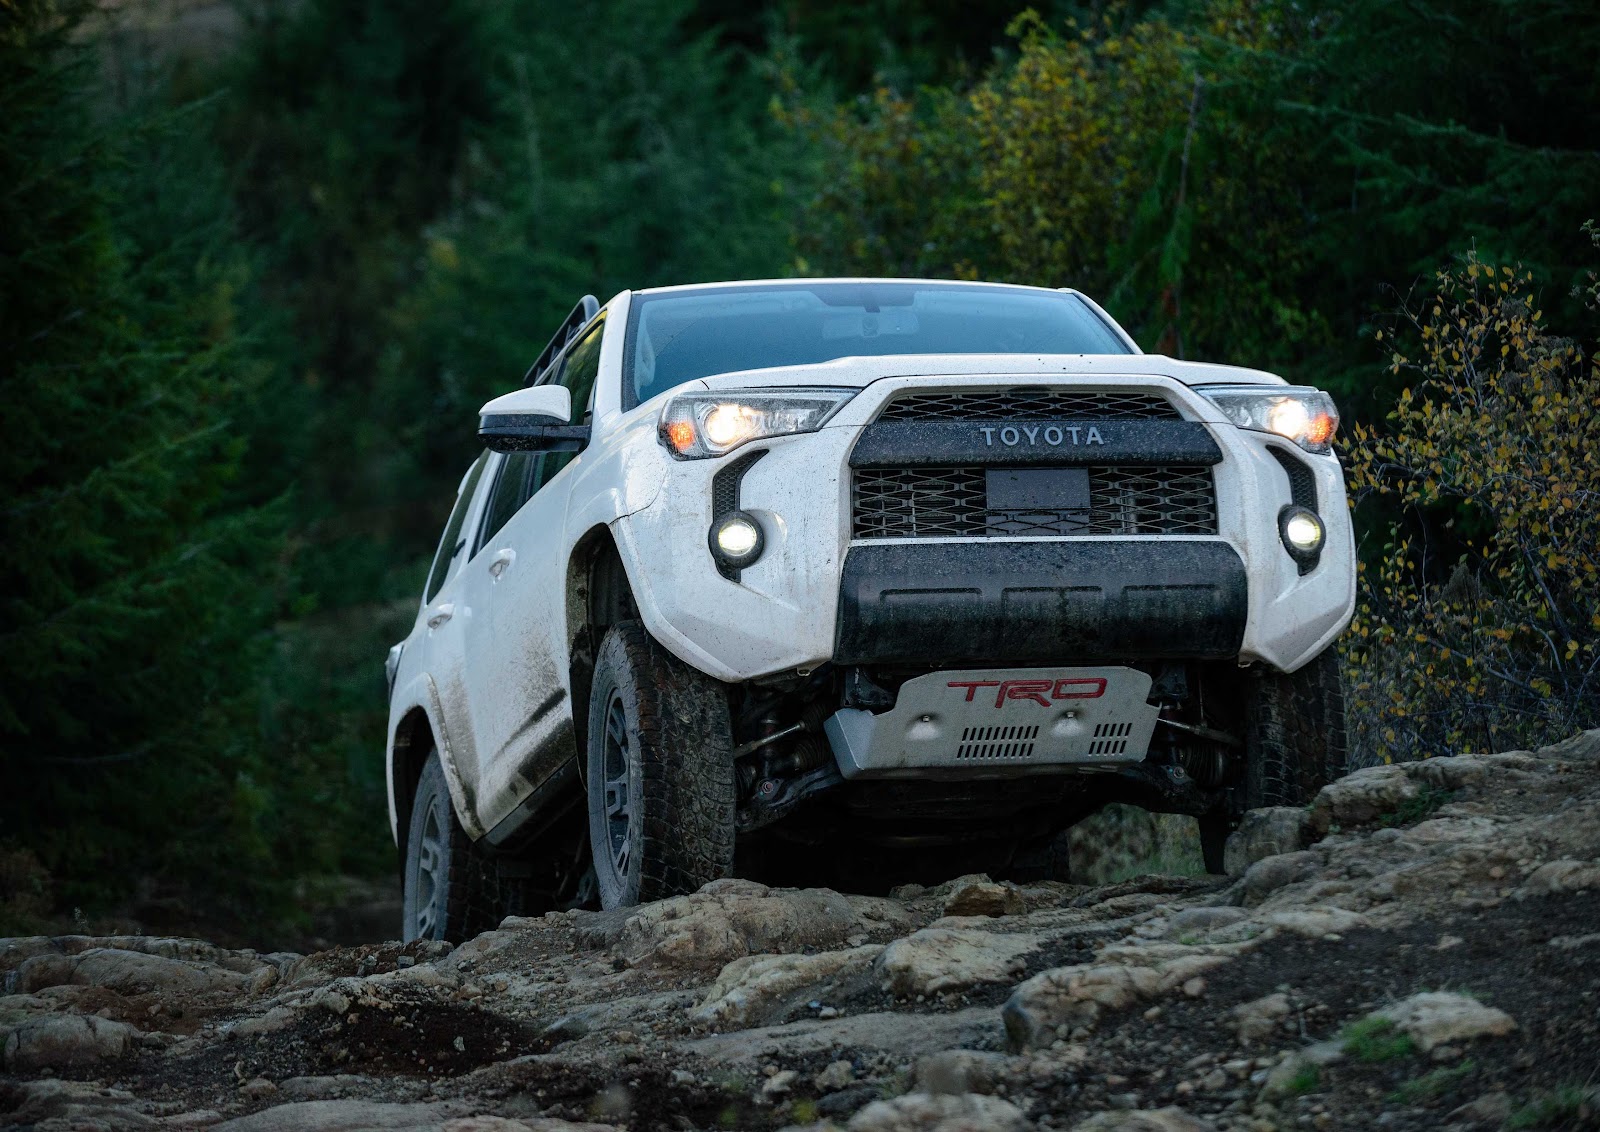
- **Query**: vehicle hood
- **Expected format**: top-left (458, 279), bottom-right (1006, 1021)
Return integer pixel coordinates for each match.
top-left (690, 353), bottom-right (1288, 393)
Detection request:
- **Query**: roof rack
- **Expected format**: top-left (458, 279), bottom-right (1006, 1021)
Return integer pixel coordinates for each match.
top-left (522, 295), bottom-right (600, 387)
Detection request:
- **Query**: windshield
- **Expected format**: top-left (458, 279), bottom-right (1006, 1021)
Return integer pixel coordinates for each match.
top-left (624, 282), bottom-right (1131, 406)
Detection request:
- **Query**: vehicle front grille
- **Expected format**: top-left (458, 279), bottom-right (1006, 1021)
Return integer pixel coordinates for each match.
top-left (878, 389), bottom-right (1180, 421)
top-left (853, 466), bottom-right (1218, 539)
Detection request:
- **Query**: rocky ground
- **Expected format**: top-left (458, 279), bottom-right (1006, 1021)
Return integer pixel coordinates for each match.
top-left (5, 733), bottom-right (1600, 1132)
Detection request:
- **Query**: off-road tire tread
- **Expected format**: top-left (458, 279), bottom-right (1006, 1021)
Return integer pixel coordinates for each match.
top-left (407, 751), bottom-right (497, 942)
top-left (592, 621), bottom-right (736, 905)
top-left (1241, 648), bottom-right (1350, 811)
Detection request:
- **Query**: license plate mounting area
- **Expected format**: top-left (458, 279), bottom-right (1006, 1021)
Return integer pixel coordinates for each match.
top-left (985, 467), bottom-right (1090, 535)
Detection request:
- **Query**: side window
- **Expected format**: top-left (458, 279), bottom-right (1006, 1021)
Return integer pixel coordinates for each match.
top-left (475, 451), bottom-right (539, 553)
top-left (538, 316), bottom-right (605, 487)
top-left (424, 454), bottom-right (488, 602)
top-left (559, 316), bottom-right (605, 424)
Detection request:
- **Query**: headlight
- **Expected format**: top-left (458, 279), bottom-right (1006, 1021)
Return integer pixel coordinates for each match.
top-left (1198, 385), bottom-right (1340, 454)
top-left (659, 389), bottom-right (856, 459)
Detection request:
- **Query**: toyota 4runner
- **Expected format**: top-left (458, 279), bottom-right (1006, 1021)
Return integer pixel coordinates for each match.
top-left (385, 279), bottom-right (1353, 940)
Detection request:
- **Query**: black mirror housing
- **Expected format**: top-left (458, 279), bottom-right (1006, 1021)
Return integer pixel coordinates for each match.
top-left (479, 413), bottom-right (590, 454)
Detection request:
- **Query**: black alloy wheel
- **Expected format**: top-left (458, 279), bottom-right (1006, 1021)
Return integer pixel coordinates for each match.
top-left (584, 621), bottom-right (736, 910)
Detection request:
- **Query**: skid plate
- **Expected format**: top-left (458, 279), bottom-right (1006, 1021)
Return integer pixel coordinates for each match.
top-left (825, 666), bottom-right (1159, 779)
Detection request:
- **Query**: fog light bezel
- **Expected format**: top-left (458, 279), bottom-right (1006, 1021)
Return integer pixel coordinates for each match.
top-left (709, 511), bottom-right (765, 571)
top-left (1278, 504), bottom-right (1326, 571)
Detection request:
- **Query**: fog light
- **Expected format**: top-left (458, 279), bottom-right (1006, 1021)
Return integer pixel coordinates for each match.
top-left (710, 511), bottom-right (764, 569)
top-left (1278, 505), bottom-right (1325, 569)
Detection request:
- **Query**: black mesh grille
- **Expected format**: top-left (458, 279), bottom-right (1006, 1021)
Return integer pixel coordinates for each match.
top-left (853, 466), bottom-right (1218, 539)
top-left (878, 389), bottom-right (1180, 421)
top-left (1267, 446), bottom-right (1317, 510)
top-left (712, 448), bottom-right (766, 516)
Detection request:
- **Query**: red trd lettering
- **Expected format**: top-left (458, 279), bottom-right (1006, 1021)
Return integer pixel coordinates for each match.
top-left (948, 676), bottom-right (1112, 707)
top-left (1000, 679), bottom-right (1055, 707)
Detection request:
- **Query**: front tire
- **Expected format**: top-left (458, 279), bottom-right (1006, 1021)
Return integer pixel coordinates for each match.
top-left (585, 622), bottom-right (736, 910)
top-left (1198, 649), bottom-right (1349, 874)
top-left (1241, 646), bottom-right (1350, 808)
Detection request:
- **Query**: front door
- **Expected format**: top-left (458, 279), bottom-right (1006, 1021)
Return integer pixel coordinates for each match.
top-left (460, 314), bottom-right (608, 833)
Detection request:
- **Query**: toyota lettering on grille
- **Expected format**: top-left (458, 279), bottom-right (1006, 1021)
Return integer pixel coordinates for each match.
top-left (981, 424), bottom-right (1106, 447)
top-left (948, 677), bottom-right (1109, 708)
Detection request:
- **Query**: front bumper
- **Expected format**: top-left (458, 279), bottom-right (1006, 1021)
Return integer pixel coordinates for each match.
top-left (618, 373), bottom-right (1355, 681)
top-left (835, 539), bottom-right (1247, 666)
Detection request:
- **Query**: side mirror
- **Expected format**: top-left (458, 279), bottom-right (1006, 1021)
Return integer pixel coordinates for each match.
top-left (478, 386), bottom-right (589, 453)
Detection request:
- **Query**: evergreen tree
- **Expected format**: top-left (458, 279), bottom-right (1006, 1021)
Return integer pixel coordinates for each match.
top-left (0, 1), bottom-right (292, 915)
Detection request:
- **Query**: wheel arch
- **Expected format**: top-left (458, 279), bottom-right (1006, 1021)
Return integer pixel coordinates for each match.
top-left (389, 704), bottom-right (435, 861)
top-left (565, 524), bottom-right (640, 769)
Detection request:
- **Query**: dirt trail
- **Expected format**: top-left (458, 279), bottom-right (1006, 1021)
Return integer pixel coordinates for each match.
top-left (4, 732), bottom-right (1599, 1131)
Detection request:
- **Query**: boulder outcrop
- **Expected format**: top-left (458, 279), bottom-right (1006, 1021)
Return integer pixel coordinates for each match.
top-left (3, 730), bottom-right (1597, 1130)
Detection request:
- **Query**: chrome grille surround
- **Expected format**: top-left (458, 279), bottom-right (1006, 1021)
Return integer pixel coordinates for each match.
top-left (877, 389), bottom-right (1181, 421)
top-left (853, 466), bottom-right (1218, 539)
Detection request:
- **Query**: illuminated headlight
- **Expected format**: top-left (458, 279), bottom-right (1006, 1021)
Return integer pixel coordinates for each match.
top-left (1278, 505), bottom-right (1326, 567)
top-left (709, 512), bottom-right (764, 568)
top-left (660, 389), bottom-right (857, 459)
top-left (1198, 385), bottom-right (1340, 454)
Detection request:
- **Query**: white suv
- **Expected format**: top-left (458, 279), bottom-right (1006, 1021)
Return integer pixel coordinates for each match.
top-left (385, 279), bottom-right (1354, 940)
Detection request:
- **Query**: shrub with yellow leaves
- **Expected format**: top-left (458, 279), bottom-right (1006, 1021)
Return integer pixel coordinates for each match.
top-left (1344, 235), bottom-right (1600, 762)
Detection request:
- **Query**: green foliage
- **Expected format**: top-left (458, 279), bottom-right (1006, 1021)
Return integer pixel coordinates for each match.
top-left (0, 848), bottom-right (54, 937)
top-left (1508, 1086), bottom-right (1596, 1130)
top-left (1389, 1060), bottom-right (1476, 1105)
top-left (1340, 1016), bottom-right (1416, 1064)
top-left (1283, 1064), bottom-right (1321, 1098)
top-left (0, 0), bottom-right (297, 911)
top-left (789, 0), bottom-right (1600, 402)
top-left (788, 1099), bottom-right (819, 1124)
top-left (1346, 247), bottom-right (1600, 761)
top-left (1378, 787), bottom-right (1454, 828)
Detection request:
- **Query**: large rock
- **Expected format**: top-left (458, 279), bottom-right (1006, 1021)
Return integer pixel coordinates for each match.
top-left (1258, 908), bottom-right (1369, 937)
top-left (1225, 808), bottom-right (1309, 875)
top-left (1228, 992), bottom-right (1291, 1046)
top-left (1373, 992), bottom-right (1516, 1051)
top-left (0, 1079), bottom-right (156, 1130)
top-left (877, 928), bottom-right (1038, 997)
top-left (1071, 1108), bottom-right (1213, 1131)
top-left (2, 1012), bottom-right (139, 1070)
top-left (940, 877), bottom-right (1026, 918)
top-left (612, 880), bottom-right (912, 968)
top-left (1161, 907), bottom-right (1248, 940)
top-left (914, 1049), bottom-right (1012, 1095)
top-left (1308, 764), bottom-right (1419, 834)
top-left (691, 945), bottom-right (881, 1028)
top-left (1257, 1043), bottom-right (1344, 1102)
top-left (15, 946), bottom-right (269, 998)
top-left (1237, 851), bottom-right (1321, 905)
top-left (1002, 951), bottom-right (1232, 1049)
top-left (1514, 859), bottom-right (1600, 897)
top-left (213, 1101), bottom-right (476, 1131)
top-left (1536, 728), bottom-right (1600, 763)
top-left (846, 1091), bottom-right (1030, 1132)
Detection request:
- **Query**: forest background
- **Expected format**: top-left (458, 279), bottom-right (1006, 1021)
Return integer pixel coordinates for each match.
top-left (3, 0), bottom-right (1597, 942)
